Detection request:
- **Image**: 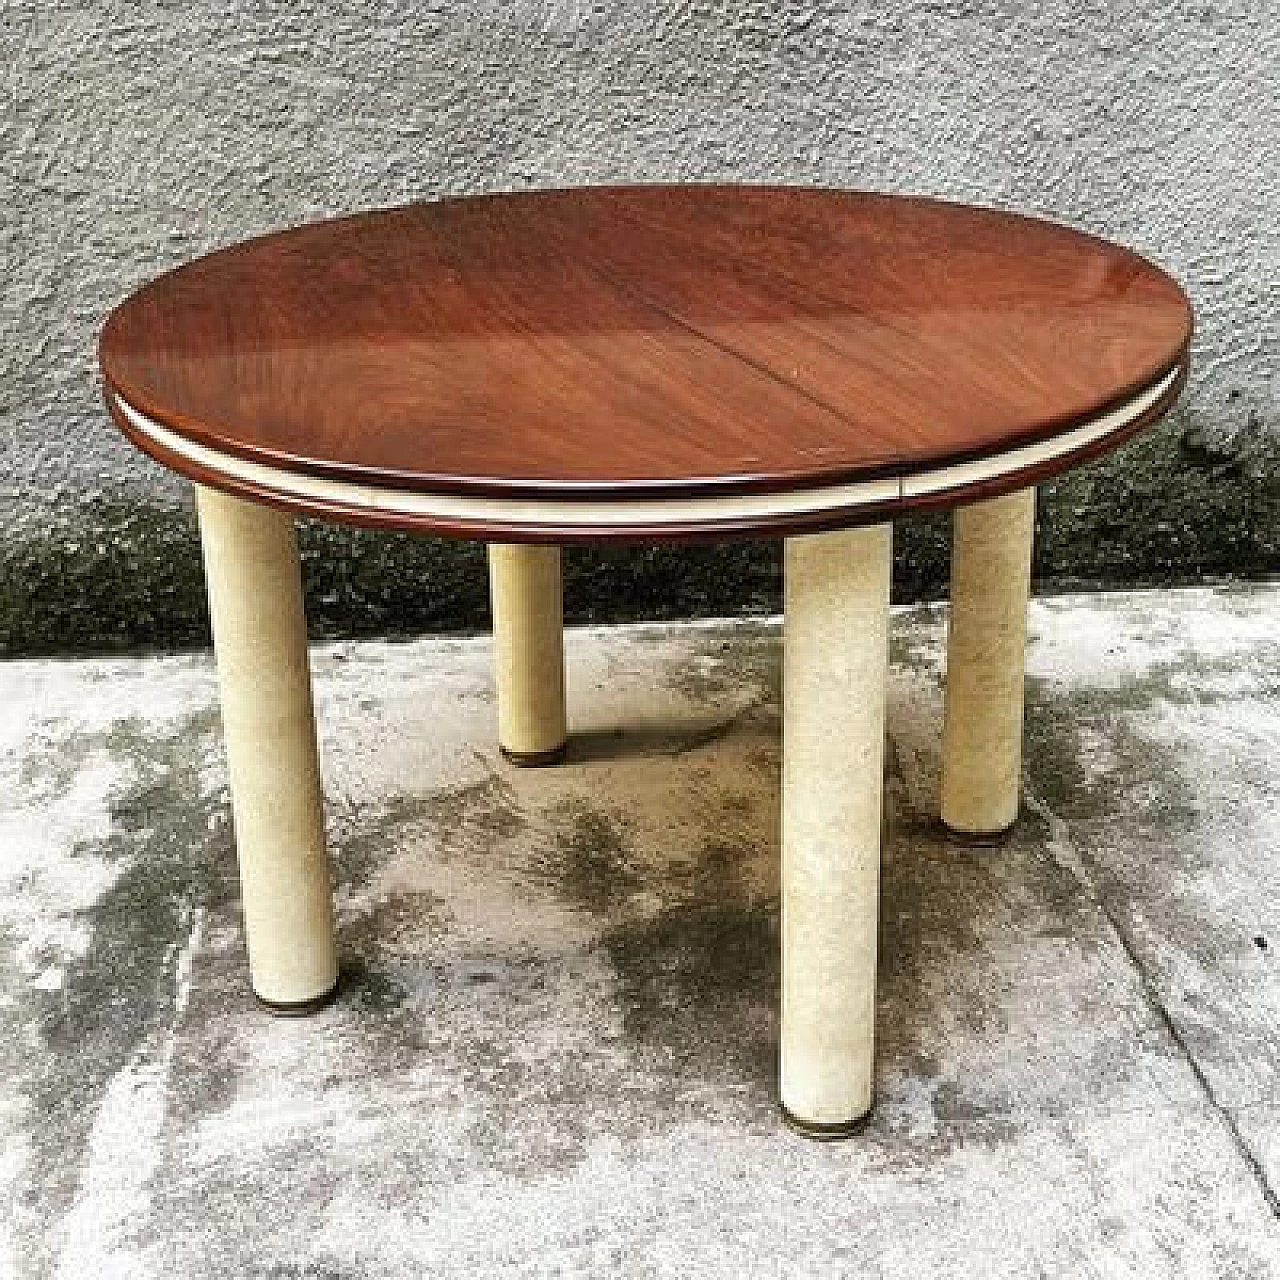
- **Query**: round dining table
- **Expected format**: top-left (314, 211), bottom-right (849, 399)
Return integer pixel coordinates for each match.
top-left (99, 184), bottom-right (1192, 1136)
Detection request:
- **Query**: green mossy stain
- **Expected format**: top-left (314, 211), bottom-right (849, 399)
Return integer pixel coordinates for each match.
top-left (5, 417), bottom-right (1275, 657)
top-left (666, 839), bottom-right (752, 905)
top-left (0, 497), bottom-right (211, 657)
top-left (321, 771), bottom-right (533, 1075)
top-left (329, 772), bottom-right (527, 894)
top-left (1036, 409), bottom-right (1280, 588)
top-left (1021, 646), bottom-right (1265, 825)
top-left (556, 813), bottom-right (781, 1111)
top-left (601, 901), bottom-right (778, 1106)
top-left (663, 630), bottom-right (783, 706)
top-left (543, 802), bottom-right (640, 916)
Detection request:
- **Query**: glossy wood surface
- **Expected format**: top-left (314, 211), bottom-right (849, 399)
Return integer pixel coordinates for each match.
top-left (101, 185), bottom-right (1191, 534)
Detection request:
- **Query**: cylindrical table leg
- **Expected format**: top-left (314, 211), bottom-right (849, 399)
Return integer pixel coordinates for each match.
top-left (488, 543), bottom-right (567, 766)
top-left (941, 488), bottom-right (1036, 841)
top-left (780, 524), bottom-right (892, 1135)
top-left (196, 486), bottom-right (338, 1011)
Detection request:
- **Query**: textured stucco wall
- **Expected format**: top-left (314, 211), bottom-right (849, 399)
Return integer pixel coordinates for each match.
top-left (2, 1), bottom-right (1277, 653)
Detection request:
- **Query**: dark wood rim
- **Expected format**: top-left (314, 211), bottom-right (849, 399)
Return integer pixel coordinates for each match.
top-left (106, 356), bottom-right (1187, 544)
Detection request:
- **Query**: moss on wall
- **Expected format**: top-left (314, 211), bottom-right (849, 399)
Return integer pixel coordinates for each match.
top-left (1, 411), bottom-right (1273, 657)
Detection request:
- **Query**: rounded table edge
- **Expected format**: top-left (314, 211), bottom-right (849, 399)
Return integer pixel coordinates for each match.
top-left (106, 356), bottom-right (1188, 545)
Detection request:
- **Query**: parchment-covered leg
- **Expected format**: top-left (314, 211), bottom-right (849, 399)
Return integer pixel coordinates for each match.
top-left (196, 486), bottom-right (337, 1011)
top-left (780, 524), bottom-right (891, 1135)
top-left (489, 544), bottom-right (567, 765)
top-left (941, 488), bottom-right (1036, 840)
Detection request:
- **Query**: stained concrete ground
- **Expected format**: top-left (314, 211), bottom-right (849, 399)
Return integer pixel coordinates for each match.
top-left (2, 585), bottom-right (1279, 1278)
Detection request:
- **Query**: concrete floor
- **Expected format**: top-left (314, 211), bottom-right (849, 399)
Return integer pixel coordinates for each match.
top-left (2, 585), bottom-right (1279, 1278)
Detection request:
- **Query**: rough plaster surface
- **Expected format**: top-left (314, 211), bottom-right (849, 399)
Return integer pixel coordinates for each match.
top-left (2, 586), bottom-right (1279, 1276)
top-left (2, 2), bottom-right (1278, 651)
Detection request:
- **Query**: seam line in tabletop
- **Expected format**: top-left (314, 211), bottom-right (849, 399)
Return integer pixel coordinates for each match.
top-left (110, 364), bottom-right (1178, 533)
top-left (587, 193), bottom-right (1193, 464)
top-left (575, 258), bottom-right (877, 450)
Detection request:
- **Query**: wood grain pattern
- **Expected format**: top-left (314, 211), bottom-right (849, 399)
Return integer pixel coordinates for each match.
top-left (100, 185), bottom-right (1192, 538)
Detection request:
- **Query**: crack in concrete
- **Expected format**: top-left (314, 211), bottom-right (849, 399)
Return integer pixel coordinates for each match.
top-left (1023, 784), bottom-right (1280, 1221)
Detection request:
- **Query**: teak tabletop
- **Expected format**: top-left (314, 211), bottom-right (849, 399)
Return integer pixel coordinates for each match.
top-left (101, 185), bottom-right (1191, 543)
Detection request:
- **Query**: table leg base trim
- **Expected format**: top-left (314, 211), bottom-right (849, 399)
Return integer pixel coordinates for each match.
top-left (779, 1103), bottom-right (874, 1141)
top-left (500, 742), bottom-right (568, 768)
top-left (938, 815), bottom-right (1021, 848)
top-left (254, 979), bottom-right (341, 1017)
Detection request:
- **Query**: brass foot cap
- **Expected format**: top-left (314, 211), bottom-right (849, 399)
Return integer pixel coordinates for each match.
top-left (500, 742), bottom-right (567, 768)
top-left (779, 1102), bottom-right (873, 1141)
top-left (939, 814), bottom-right (1020, 848)
top-left (254, 978), bottom-right (340, 1017)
